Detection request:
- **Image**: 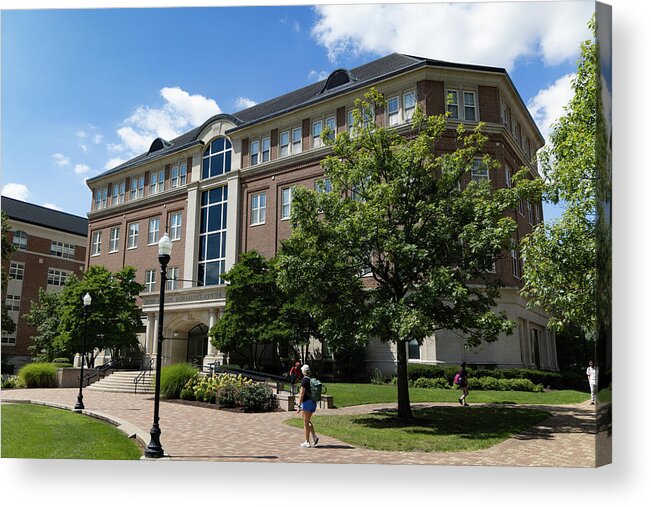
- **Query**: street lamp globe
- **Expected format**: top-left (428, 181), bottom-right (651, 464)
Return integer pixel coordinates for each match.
top-left (83, 292), bottom-right (92, 307)
top-left (158, 233), bottom-right (172, 257)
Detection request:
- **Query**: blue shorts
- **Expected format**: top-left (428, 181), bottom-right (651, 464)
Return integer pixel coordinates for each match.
top-left (301, 399), bottom-right (317, 413)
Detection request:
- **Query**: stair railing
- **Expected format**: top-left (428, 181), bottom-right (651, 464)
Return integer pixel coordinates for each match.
top-left (83, 358), bottom-right (122, 386)
top-left (133, 356), bottom-right (154, 394)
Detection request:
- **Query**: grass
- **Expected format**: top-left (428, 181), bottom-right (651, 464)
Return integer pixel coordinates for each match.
top-left (325, 383), bottom-right (589, 408)
top-left (1, 403), bottom-right (142, 460)
top-left (285, 405), bottom-right (550, 452)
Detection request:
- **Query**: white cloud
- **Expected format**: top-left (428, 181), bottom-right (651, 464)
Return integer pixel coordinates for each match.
top-left (1, 183), bottom-right (30, 201)
top-left (43, 202), bottom-right (63, 211)
top-left (111, 87), bottom-right (221, 156)
top-left (105, 157), bottom-right (127, 170)
top-left (311, 2), bottom-right (593, 70)
top-left (235, 97), bottom-right (257, 109)
top-left (74, 163), bottom-right (91, 175)
top-left (308, 70), bottom-right (329, 82)
top-left (527, 74), bottom-right (574, 142)
top-left (52, 153), bottom-right (70, 166)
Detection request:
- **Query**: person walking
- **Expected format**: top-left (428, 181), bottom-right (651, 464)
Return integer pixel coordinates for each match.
top-left (456, 362), bottom-right (470, 406)
top-left (297, 364), bottom-right (319, 448)
top-left (289, 361), bottom-right (302, 395)
top-left (586, 360), bottom-right (598, 405)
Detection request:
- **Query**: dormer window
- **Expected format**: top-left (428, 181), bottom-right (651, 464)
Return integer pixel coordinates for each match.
top-left (322, 69), bottom-right (355, 92)
top-left (202, 137), bottom-right (232, 179)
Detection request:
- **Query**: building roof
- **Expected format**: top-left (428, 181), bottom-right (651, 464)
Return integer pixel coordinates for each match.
top-left (1, 196), bottom-right (88, 237)
top-left (89, 52), bottom-right (538, 184)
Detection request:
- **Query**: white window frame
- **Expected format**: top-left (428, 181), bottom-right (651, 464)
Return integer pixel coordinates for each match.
top-left (91, 231), bottom-right (101, 256)
top-left (527, 200), bottom-right (534, 225)
top-left (12, 230), bottom-right (27, 250)
top-left (112, 180), bottom-right (125, 205)
top-left (47, 268), bottom-right (70, 287)
top-left (403, 91), bottom-right (416, 121)
top-left (447, 89), bottom-right (459, 119)
top-left (166, 267), bottom-right (179, 291)
top-left (250, 140), bottom-right (260, 166)
top-left (50, 241), bottom-right (75, 259)
top-left (109, 227), bottom-right (120, 253)
top-left (281, 187), bottom-right (293, 220)
top-left (388, 96), bottom-right (400, 126)
top-left (251, 192), bottom-right (267, 226)
top-left (292, 127), bottom-right (302, 154)
top-left (315, 178), bottom-right (332, 193)
top-left (279, 131), bottom-right (290, 158)
top-left (505, 166), bottom-right (512, 188)
top-left (9, 261), bottom-right (24, 281)
top-left (471, 158), bottom-right (489, 182)
top-left (148, 217), bottom-right (160, 245)
top-left (170, 211), bottom-right (182, 241)
top-left (312, 120), bottom-right (323, 148)
top-left (95, 187), bottom-right (108, 210)
top-left (325, 116), bottom-right (336, 141)
top-left (261, 136), bottom-right (271, 163)
top-left (5, 294), bottom-right (20, 312)
top-left (150, 170), bottom-right (165, 195)
top-left (144, 269), bottom-right (156, 292)
top-left (131, 175), bottom-right (145, 200)
top-left (463, 91), bottom-right (477, 121)
top-left (511, 240), bottom-right (521, 279)
top-left (127, 222), bottom-right (139, 249)
top-left (170, 162), bottom-right (187, 188)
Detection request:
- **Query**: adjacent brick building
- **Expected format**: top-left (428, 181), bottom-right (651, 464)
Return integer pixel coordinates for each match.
top-left (86, 53), bottom-right (557, 374)
top-left (1, 197), bottom-right (88, 371)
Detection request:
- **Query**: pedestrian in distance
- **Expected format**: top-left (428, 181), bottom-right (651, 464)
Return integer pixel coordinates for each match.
top-left (455, 362), bottom-right (470, 406)
top-left (288, 360), bottom-right (302, 395)
top-left (586, 359), bottom-right (598, 405)
top-left (297, 364), bottom-right (319, 448)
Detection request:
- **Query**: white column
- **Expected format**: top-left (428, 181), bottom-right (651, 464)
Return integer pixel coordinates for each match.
top-left (225, 174), bottom-right (240, 272)
top-left (184, 180), bottom-right (200, 289)
top-left (146, 313), bottom-right (155, 356)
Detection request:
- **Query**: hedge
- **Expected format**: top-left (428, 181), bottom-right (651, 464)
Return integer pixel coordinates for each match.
top-left (18, 363), bottom-right (58, 388)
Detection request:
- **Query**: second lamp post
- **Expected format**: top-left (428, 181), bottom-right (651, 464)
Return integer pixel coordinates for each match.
top-left (74, 292), bottom-right (92, 411)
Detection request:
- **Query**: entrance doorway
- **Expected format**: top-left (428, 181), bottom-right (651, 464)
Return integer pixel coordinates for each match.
top-left (187, 323), bottom-right (208, 367)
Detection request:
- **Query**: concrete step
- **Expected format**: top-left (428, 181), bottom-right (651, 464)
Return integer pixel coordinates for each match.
top-left (87, 370), bottom-right (155, 394)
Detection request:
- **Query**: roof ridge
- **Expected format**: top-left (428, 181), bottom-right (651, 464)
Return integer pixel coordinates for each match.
top-left (1, 195), bottom-right (87, 220)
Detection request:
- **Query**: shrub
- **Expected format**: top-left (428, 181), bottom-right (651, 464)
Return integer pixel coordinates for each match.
top-left (1, 375), bottom-right (25, 389)
top-left (368, 367), bottom-right (386, 385)
top-left (216, 384), bottom-right (240, 408)
top-left (179, 387), bottom-right (195, 401)
top-left (413, 377), bottom-right (450, 389)
top-left (561, 371), bottom-right (587, 391)
top-left (159, 363), bottom-right (199, 399)
top-left (52, 358), bottom-right (72, 365)
top-left (239, 383), bottom-right (278, 412)
top-left (50, 362), bottom-right (73, 368)
top-left (18, 363), bottom-right (58, 388)
top-left (479, 376), bottom-right (501, 391)
top-left (407, 363), bottom-right (445, 381)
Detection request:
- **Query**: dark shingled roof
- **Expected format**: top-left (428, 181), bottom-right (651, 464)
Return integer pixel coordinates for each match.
top-left (89, 53), bottom-right (526, 184)
top-left (1, 196), bottom-right (88, 237)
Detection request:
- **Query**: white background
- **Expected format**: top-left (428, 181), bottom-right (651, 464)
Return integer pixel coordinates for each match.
top-left (1, 0), bottom-right (649, 504)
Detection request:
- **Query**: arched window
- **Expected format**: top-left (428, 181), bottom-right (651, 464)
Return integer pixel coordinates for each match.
top-left (12, 230), bottom-right (27, 250)
top-left (202, 137), bottom-right (232, 179)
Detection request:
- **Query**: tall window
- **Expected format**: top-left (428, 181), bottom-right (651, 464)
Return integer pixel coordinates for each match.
top-left (5, 294), bottom-right (20, 312)
top-left (281, 187), bottom-right (293, 219)
top-left (48, 268), bottom-right (69, 287)
top-left (407, 339), bottom-right (421, 360)
top-left (527, 200), bottom-right (534, 224)
top-left (388, 96), bottom-right (399, 126)
top-left (447, 89), bottom-right (459, 118)
top-left (150, 170), bottom-right (165, 194)
top-left (50, 241), bottom-right (75, 259)
top-left (511, 240), bottom-right (521, 279)
top-left (112, 180), bottom-right (126, 205)
top-left (148, 217), bottom-right (160, 245)
top-left (198, 186), bottom-right (228, 286)
top-left (463, 91), bottom-right (477, 121)
top-left (95, 187), bottom-right (108, 209)
top-left (292, 127), bottom-right (302, 154)
top-left (325, 116), bottom-right (336, 141)
top-left (128, 222), bottom-right (139, 249)
top-left (250, 140), bottom-right (260, 166)
top-left (404, 91), bottom-right (416, 121)
top-left (471, 159), bottom-right (489, 182)
top-left (251, 192), bottom-right (266, 225)
top-left (166, 267), bottom-right (179, 291)
top-left (312, 120), bottom-right (323, 148)
top-left (9, 262), bottom-right (24, 280)
top-left (12, 230), bottom-right (27, 250)
top-left (130, 175), bottom-right (144, 200)
top-left (170, 211), bottom-right (183, 241)
top-left (109, 227), bottom-right (120, 253)
top-left (203, 137), bottom-right (232, 178)
top-left (316, 178), bottom-right (332, 193)
top-left (171, 162), bottom-right (187, 188)
top-left (260, 137), bottom-right (270, 163)
top-left (280, 131), bottom-right (290, 157)
top-left (505, 166), bottom-right (512, 188)
top-left (144, 269), bottom-right (156, 292)
top-left (91, 231), bottom-right (101, 256)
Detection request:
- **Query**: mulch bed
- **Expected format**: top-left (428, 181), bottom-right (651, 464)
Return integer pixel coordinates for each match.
top-left (162, 398), bottom-right (284, 413)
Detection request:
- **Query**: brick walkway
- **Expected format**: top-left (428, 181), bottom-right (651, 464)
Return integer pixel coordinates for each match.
top-left (1, 388), bottom-right (601, 467)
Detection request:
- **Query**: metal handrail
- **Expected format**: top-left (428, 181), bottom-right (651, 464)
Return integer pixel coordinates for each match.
top-left (213, 365), bottom-right (293, 394)
top-left (133, 356), bottom-right (154, 393)
top-left (83, 358), bottom-right (122, 384)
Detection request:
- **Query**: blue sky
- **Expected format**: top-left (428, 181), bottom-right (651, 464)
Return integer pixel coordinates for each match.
top-left (1, 1), bottom-right (596, 220)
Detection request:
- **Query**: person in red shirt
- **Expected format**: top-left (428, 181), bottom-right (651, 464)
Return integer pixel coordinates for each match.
top-left (289, 361), bottom-right (302, 395)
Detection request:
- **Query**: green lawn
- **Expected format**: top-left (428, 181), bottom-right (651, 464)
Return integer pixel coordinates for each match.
top-left (285, 405), bottom-right (550, 452)
top-left (325, 383), bottom-right (589, 408)
top-left (1, 403), bottom-right (142, 460)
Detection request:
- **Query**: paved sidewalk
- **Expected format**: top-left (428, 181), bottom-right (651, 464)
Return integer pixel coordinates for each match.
top-left (1, 388), bottom-right (599, 467)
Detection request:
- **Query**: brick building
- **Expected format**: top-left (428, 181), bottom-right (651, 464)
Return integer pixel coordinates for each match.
top-left (1, 197), bottom-right (88, 371)
top-left (86, 53), bottom-right (557, 374)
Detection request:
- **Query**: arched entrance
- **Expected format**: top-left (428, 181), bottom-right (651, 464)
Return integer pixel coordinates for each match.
top-left (187, 323), bottom-right (209, 367)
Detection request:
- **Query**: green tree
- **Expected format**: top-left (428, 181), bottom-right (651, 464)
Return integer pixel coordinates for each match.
top-left (521, 18), bottom-right (603, 340)
top-left (1, 212), bottom-right (17, 335)
top-left (24, 289), bottom-right (64, 361)
top-left (279, 90), bottom-right (535, 418)
top-left (56, 265), bottom-right (144, 367)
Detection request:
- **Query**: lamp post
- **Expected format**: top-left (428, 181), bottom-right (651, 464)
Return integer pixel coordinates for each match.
top-left (145, 232), bottom-right (172, 458)
top-left (74, 292), bottom-right (92, 411)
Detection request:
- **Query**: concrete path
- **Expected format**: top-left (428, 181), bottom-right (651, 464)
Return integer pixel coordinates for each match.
top-left (1, 388), bottom-right (601, 467)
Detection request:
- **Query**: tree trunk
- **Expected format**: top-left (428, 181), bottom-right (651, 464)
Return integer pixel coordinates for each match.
top-left (396, 339), bottom-right (413, 419)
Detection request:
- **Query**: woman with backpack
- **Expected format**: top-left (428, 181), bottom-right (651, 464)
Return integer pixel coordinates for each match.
top-left (297, 364), bottom-right (319, 448)
top-left (456, 362), bottom-right (470, 406)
